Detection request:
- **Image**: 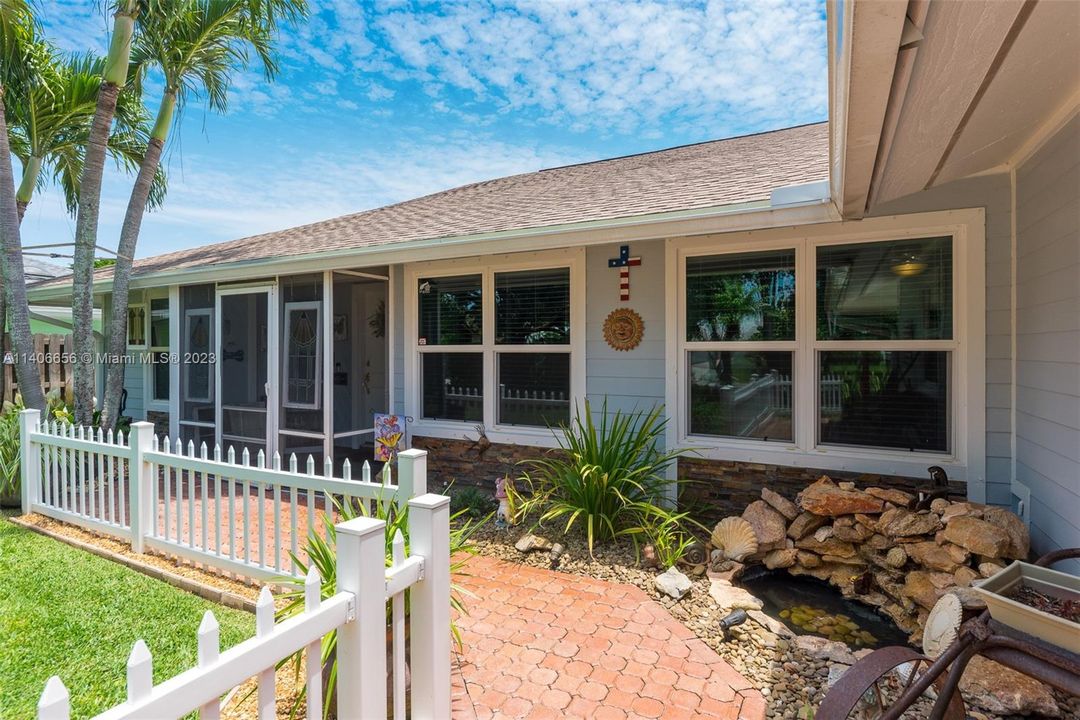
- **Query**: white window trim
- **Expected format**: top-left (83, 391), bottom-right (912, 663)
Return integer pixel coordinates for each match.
top-left (144, 292), bottom-right (171, 411)
top-left (404, 248), bottom-right (586, 448)
top-left (665, 209), bottom-right (986, 494)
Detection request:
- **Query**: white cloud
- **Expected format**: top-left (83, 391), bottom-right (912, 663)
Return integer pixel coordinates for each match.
top-left (338, 0), bottom-right (827, 136)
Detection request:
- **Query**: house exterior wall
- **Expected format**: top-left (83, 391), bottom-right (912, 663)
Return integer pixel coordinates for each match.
top-left (1014, 115), bottom-right (1080, 566)
top-left (868, 173), bottom-right (1013, 506)
top-left (585, 240), bottom-right (667, 418)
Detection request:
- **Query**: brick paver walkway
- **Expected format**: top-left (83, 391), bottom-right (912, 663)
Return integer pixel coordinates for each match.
top-left (451, 555), bottom-right (765, 720)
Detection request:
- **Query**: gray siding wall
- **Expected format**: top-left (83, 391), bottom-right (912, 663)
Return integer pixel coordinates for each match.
top-left (1015, 116), bottom-right (1080, 564)
top-left (585, 240), bottom-right (667, 419)
top-left (870, 174), bottom-right (1013, 505)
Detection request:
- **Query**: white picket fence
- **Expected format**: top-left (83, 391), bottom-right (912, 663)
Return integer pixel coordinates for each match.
top-left (19, 409), bottom-right (427, 580)
top-left (19, 408), bottom-right (451, 719)
top-left (36, 504), bottom-right (451, 719)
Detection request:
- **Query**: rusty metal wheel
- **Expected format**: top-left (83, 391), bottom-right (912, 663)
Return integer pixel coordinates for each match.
top-left (816, 646), bottom-right (966, 720)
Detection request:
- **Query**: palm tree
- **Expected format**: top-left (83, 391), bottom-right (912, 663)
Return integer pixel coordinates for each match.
top-left (0, 0), bottom-right (46, 411)
top-left (100, 0), bottom-right (306, 427)
top-left (70, 0), bottom-right (141, 424)
top-left (7, 48), bottom-right (167, 223)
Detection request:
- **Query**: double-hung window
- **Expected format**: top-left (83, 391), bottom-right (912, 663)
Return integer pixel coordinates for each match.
top-left (674, 213), bottom-right (978, 477)
top-left (410, 252), bottom-right (582, 437)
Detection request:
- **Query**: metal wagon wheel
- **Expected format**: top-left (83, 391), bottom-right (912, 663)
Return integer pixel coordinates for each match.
top-left (816, 645), bottom-right (966, 720)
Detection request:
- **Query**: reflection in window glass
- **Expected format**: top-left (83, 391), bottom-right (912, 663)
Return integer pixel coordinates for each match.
top-left (127, 305), bottom-right (146, 346)
top-left (686, 250), bottom-right (795, 342)
top-left (818, 351), bottom-right (949, 452)
top-left (421, 353), bottom-right (483, 422)
top-left (495, 268), bottom-right (570, 345)
top-left (688, 351), bottom-right (793, 441)
top-left (817, 237), bottom-right (952, 340)
top-left (418, 275), bottom-right (482, 346)
top-left (497, 353), bottom-right (570, 427)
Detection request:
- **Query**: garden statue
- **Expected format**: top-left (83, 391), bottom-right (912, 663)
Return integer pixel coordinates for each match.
top-left (495, 476), bottom-right (510, 527)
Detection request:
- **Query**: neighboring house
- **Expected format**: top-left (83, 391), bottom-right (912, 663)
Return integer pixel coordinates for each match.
top-left (26, 1), bottom-right (1079, 562)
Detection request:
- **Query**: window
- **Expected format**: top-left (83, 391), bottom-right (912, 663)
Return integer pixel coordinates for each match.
top-left (283, 301), bottom-right (322, 410)
top-left (127, 304), bottom-right (146, 347)
top-left (149, 298), bottom-right (170, 403)
top-left (815, 236), bottom-right (953, 452)
top-left (179, 284), bottom-right (215, 447)
top-left (410, 254), bottom-right (581, 434)
top-left (675, 225), bottom-right (968, 471)
top-left (684, 250), bottom-right (796, 441)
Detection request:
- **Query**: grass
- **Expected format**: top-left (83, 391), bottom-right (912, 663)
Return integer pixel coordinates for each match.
top-left (0, 512), bottom-right (254, 718)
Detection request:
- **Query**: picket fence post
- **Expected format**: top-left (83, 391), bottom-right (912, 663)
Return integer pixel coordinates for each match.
top-left (397, 448), bottom-right (427, 497)
top-left (19, 408), bottom-right (41, 515)
top-left (408, 493), bottom-right (451, 720)
top-left (128, 421), bottom-right (155, 553)
top-left (335, 515), bottom-right (387, 719)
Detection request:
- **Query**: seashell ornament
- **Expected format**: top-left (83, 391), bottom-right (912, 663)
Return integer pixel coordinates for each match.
top-left (710, 517), bottom-right (759, 562)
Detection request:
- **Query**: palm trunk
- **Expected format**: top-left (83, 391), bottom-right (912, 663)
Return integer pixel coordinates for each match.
top-left (0, 87), bottom-right (45, 411)
top-left (101, 93), bottom-right (172, 428)
top-left (71, 4), bottom-right (136, 426)
top-left (15, 155), bottom-right (39, 223)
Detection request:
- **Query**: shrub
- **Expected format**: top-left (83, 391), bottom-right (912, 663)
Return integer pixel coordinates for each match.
top-left (639, 506), bottom-right (696, 569)
top-left (0, 406), bottom-right (21, 502)
top-left (448, 484), bottom-right (497, 520)
top-left (275, 494), bottom-right (484, 719)
top-left (517, 400), bottom-right (690, 554)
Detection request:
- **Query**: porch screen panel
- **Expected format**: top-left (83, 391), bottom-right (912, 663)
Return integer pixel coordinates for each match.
top-left (684, 249), bottom-right (796, 442)
top-left (179, 284), bottom-right (215, 447)
top-left (149, 298), bottom-right (170, 402)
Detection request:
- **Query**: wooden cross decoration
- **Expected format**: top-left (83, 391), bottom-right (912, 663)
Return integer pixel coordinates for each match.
top-left (608, 245), bottom-right (641, 301)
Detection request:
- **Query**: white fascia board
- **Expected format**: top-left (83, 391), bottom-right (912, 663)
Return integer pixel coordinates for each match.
top-left (27, 198), bottom-right (837, 301)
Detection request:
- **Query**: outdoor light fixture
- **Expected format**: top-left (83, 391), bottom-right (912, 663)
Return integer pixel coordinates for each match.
top-left (718, 609), bottom-right (748, 640)
top-left (891, 254), bottom-right (927, 277)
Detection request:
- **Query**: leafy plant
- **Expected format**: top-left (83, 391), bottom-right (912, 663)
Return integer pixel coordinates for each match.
top-left (516, 400), bottom-right (689, 554)
top-left (0, 406), bottom-right (21, 501)
top-left (448, 484), bottom-right (496, 520)
top-left (274, 493), bottom-right (484, 719)
top-left (640, 507), bottom-right (696, 569)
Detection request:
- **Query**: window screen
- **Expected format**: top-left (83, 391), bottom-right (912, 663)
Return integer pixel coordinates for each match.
top-left (418, 275), bottom-right (482, 346)
top-left (495, 268), bottom-right (570, 345)
top-left (686, 250), bottom-right (796, 342)
top-left (421, 353), bottom-right (483, 422)
top-left (818, 351), bottom-right (949, 452)
top-left (817, 237), bottom-right (952, 341)
top-left (497, 353), bottom-right (570, 426)
top-left (688, 351), bottom-right (793, 441)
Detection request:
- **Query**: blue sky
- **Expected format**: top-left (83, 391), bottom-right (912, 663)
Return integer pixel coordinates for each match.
top-left (23, 0), bottom-right (828, 259)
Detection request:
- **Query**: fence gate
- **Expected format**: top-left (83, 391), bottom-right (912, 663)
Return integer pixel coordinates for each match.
top-left (2, 333), bottom-right (74, 404)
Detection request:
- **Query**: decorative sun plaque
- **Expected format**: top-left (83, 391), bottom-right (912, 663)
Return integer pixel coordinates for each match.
top-left (603, 308), bottom-right (644, 351)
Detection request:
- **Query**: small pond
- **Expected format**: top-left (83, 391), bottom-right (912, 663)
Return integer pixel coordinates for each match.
top-left (740, 568), bottom-right (912, 649)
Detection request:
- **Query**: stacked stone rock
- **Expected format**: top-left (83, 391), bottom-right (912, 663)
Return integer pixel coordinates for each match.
top-left (732, 476), bottom-right (1029, 642)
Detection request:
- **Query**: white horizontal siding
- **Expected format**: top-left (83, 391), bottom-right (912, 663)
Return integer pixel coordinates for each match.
top-left (1015, 114), bottom-right (1080, 570)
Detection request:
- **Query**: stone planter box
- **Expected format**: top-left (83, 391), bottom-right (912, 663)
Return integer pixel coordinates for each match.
top-left (973, 560), bottom-right (1080, 654)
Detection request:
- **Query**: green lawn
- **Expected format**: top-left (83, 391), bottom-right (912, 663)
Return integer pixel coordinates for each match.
top-left (0, 512), bottom-right (254, 718)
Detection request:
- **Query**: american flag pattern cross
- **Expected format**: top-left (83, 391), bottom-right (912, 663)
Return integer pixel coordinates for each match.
top-left (608, 244), bottom-right (641, 301)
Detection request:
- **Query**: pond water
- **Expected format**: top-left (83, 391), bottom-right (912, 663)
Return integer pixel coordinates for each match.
top-left (740, 568), bottom-right (912, 649)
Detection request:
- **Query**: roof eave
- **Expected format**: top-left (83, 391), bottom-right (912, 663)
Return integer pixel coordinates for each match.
top-left (27, 196), bottom-right (837, 302)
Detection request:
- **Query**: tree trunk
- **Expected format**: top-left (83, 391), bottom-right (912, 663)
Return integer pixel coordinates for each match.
top-left (71, 4), bottom-right (136, 426)
top-left (0, 87), bottom-right (45, 411)
top-left (101, 133), bottom-right (165, 428)
top-left (15, 155), bottom-right (39, 223)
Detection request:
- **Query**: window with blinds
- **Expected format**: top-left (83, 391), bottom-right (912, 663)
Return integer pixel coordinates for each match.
top-left (416, 262), bottom-right (576, 429)
top-left (418, 274), bottom-right (482, 346)
top-left (684, 249), bottom-right (796, 442)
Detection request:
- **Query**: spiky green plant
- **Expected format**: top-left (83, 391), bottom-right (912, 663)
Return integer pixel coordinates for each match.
top-left (516, 400), bottom-right (690, 554)
top-left (0, 404), bottom-right (21, 501)
top-left (273, 493), bottom-right (483, 719)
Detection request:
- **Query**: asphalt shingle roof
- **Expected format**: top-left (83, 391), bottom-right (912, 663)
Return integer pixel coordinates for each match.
top-left (40, 122), bottom-right (828, 286)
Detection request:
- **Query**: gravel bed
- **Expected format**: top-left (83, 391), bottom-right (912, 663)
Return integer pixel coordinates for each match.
top-left (468, 522), bottom-right (1079, 720)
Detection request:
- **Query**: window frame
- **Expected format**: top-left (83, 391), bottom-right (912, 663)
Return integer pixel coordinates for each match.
top-left (405, 249), bottom-right (585, 447)
top-left (667, 209), bottom-right (985, 487)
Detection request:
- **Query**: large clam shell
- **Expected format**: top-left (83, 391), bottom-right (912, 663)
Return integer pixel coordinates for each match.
top-left (710, 516), bottom-right (759, 562)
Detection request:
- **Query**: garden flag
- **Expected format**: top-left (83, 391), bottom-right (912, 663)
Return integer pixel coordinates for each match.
top-left (374, 413), bottom-right (404, 462)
